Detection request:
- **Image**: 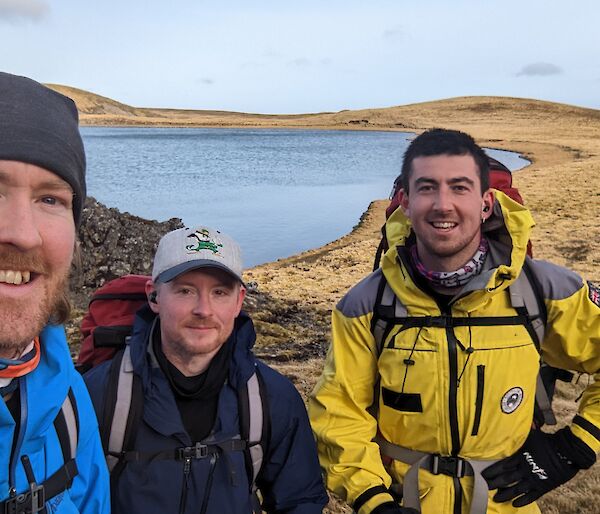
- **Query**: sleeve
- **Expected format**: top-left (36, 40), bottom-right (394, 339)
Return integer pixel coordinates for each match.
top-left (538, 270), bottom-right (600, 456)
top-left (257, 371), bottom-right (329, 514)
top-left (68, 373), bottom-right (111, 514)
top-left (308, 306), bottom-right (396, 514)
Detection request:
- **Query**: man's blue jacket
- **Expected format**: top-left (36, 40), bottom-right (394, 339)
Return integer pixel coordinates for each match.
top-left (0, 324), bottom-right (110, 513)
top-left (84, 308), bottom-right (327, 513)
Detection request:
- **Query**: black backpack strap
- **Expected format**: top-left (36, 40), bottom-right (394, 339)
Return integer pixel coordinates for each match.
top-left (370, 275), bottom-right (408, 356)
top-left (54, 388), bottom-right (79, 463)
top-left (93, 326), bottom-right (134, 349)
top-left (90, 292), bottom-right (148, 303)
top-left (373, 238), bottom-right (385, 272)
top-left (115, 440), bottom-right (248, 464)
top-left (509, 260), bottom-right (546, 349)
top-left (100, 346), bottom-right (144, 483)
top-left (47, 388), bottom-right (80, 500)
top-left (373, 224), bottom-right (390, 272)
top-left (368, 276), bottom-right (408, 420)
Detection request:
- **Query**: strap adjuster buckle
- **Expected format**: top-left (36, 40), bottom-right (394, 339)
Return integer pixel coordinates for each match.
top-left (178, 443), bottom-right (209, 460)
top-left (193, 442), bottom-right (209, 459)
top-left (431, 455), bottom-right (466, 478)
top-left (4, 484), bottom-right (45, 514)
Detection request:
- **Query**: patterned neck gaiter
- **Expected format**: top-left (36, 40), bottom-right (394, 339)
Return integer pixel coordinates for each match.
top-left (0, 338), bottom-right (41, 397)
top-left (411, 238), bottom-right (489, 289)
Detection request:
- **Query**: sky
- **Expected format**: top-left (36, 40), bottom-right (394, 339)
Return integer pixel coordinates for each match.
top-left (1, 0), bottom-right (599, 114)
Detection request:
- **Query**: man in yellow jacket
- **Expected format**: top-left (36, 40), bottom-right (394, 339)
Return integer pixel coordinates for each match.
top-left (309, 129), bottom-right (600, 514)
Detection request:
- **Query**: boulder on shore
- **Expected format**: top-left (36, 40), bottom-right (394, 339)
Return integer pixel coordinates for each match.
top-left (71, 197), bottom-right (183, 309)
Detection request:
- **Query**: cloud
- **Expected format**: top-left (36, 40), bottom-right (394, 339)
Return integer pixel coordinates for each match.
top-left (0, 0), bottom-right (49, 23)
top-left (199, 78), bottom-right (214, 85)
top-left (383, 26), bottom-right (404, 39)
top-left (288, 57), bottom-right (310, 67)
top-left (516, 62), bottom-right (563, 77)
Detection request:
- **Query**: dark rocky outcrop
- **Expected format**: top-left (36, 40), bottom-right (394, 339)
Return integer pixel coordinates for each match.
top-left (70, 197), bottom-right (183, 309)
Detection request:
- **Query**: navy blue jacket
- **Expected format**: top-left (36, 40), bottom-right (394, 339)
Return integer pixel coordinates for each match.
top-left (84, 308), bottom-right (327, 513)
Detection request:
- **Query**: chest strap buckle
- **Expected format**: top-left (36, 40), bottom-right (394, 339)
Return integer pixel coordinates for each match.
top-left (178, 442), bottom-right (209, 460)
top-left (3, 483), bottom-right (45, 514)
top-left (431, 455), bottom-right (467, 478)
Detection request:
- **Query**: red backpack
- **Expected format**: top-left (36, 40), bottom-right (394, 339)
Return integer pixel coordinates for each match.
top-left (77, 274), bottom-right (150, 372)
top-left (373, 156), bottom-right (532, 270)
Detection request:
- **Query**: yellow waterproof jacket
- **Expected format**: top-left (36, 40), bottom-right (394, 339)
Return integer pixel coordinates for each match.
top-left (309, 192), bottom-right (600, 514)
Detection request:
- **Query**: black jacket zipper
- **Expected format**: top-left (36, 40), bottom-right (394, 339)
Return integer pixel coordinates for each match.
top-left (471, 365), bottom-right (485, 436)
top-left (178, 456), bottom-right (192, 514)
top-left (443, 312), bottom-right (461, 455)
top-left (199, 454), bottom-right (218, 514)
top-left (444, 307), bottom-right (463, 514)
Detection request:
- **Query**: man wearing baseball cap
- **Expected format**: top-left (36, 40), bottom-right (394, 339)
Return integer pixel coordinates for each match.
top-left (0, 72), bottom-right (109, 512)
top-left (84, 225), bottom-right (328, 513)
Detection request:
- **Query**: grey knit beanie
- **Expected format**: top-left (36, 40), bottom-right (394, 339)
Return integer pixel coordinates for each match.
top-left (0, 72), bottom-right (86, 225)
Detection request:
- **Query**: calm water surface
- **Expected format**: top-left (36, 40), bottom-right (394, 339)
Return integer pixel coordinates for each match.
top-left (82, 127), bottom-right (529, 267)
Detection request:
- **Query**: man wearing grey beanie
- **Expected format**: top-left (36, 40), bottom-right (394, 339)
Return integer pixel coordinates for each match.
top-left (0, 72), bottom-right (109, 513)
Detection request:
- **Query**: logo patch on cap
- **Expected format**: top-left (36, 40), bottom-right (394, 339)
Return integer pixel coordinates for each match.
top-left (185, 229), bottom-right (223, 256)
top-left (589, 281), bottom-right (600, 307)
top-left (501, 387), bottom-right (524, 414)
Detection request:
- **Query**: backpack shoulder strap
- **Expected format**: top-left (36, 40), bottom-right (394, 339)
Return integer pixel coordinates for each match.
top-left (54, 387), bottom-right (79, 463)
top-left (100, 345), bottom-right (144, 478)
top-left (508, 259), bottom-right (547, 348)
top-left (508, 260), bottom-right (560, 426)
top-left (32, 389), bottom-right (80, 505)
top-left (373, 223), bottom-right (390, 272)
top-left (238, 366), bottom-right (270, 491)
top-left (373, 237), bottom-right (386, 272)
top-left (370, 274), bottom-right (408, 356)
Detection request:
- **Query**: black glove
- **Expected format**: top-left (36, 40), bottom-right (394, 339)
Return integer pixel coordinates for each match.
top-left (375, 503), bottom-right (418, 514)
top-left (482, 427), bottom-right (596, 507)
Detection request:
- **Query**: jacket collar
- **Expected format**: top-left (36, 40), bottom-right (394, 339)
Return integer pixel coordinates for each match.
top-left (0, 324), bottom-right (73, 452)
top-left (129, 306), bottom-right (258, 391)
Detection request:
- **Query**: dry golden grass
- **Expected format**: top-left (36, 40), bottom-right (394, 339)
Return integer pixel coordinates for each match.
top-left (54, 84), bottom-right (600, 512)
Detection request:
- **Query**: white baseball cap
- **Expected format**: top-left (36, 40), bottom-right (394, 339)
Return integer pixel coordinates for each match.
top-left (152, 226), bottom-right (244, 284)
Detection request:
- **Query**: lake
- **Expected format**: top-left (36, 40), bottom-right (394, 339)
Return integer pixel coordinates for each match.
top-left (82, 127), bottom-right (529, 267)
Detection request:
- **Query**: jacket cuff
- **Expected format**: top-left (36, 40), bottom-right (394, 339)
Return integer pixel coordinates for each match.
top-left (353, 486), bottom-right (396, 514)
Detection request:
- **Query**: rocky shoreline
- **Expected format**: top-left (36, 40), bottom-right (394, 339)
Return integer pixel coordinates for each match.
top-left (71, 197), bottom-right (183, 308)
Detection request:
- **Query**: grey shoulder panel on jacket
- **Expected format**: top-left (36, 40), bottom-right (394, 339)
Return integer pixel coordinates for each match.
top-left (528, 258), bottom-right (584, 300)
top-left (336, 269), bottom-right (382, 318)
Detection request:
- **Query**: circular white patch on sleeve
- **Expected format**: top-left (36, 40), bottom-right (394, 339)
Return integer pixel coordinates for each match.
top-left (501, 387), bottom-right (524, 414)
